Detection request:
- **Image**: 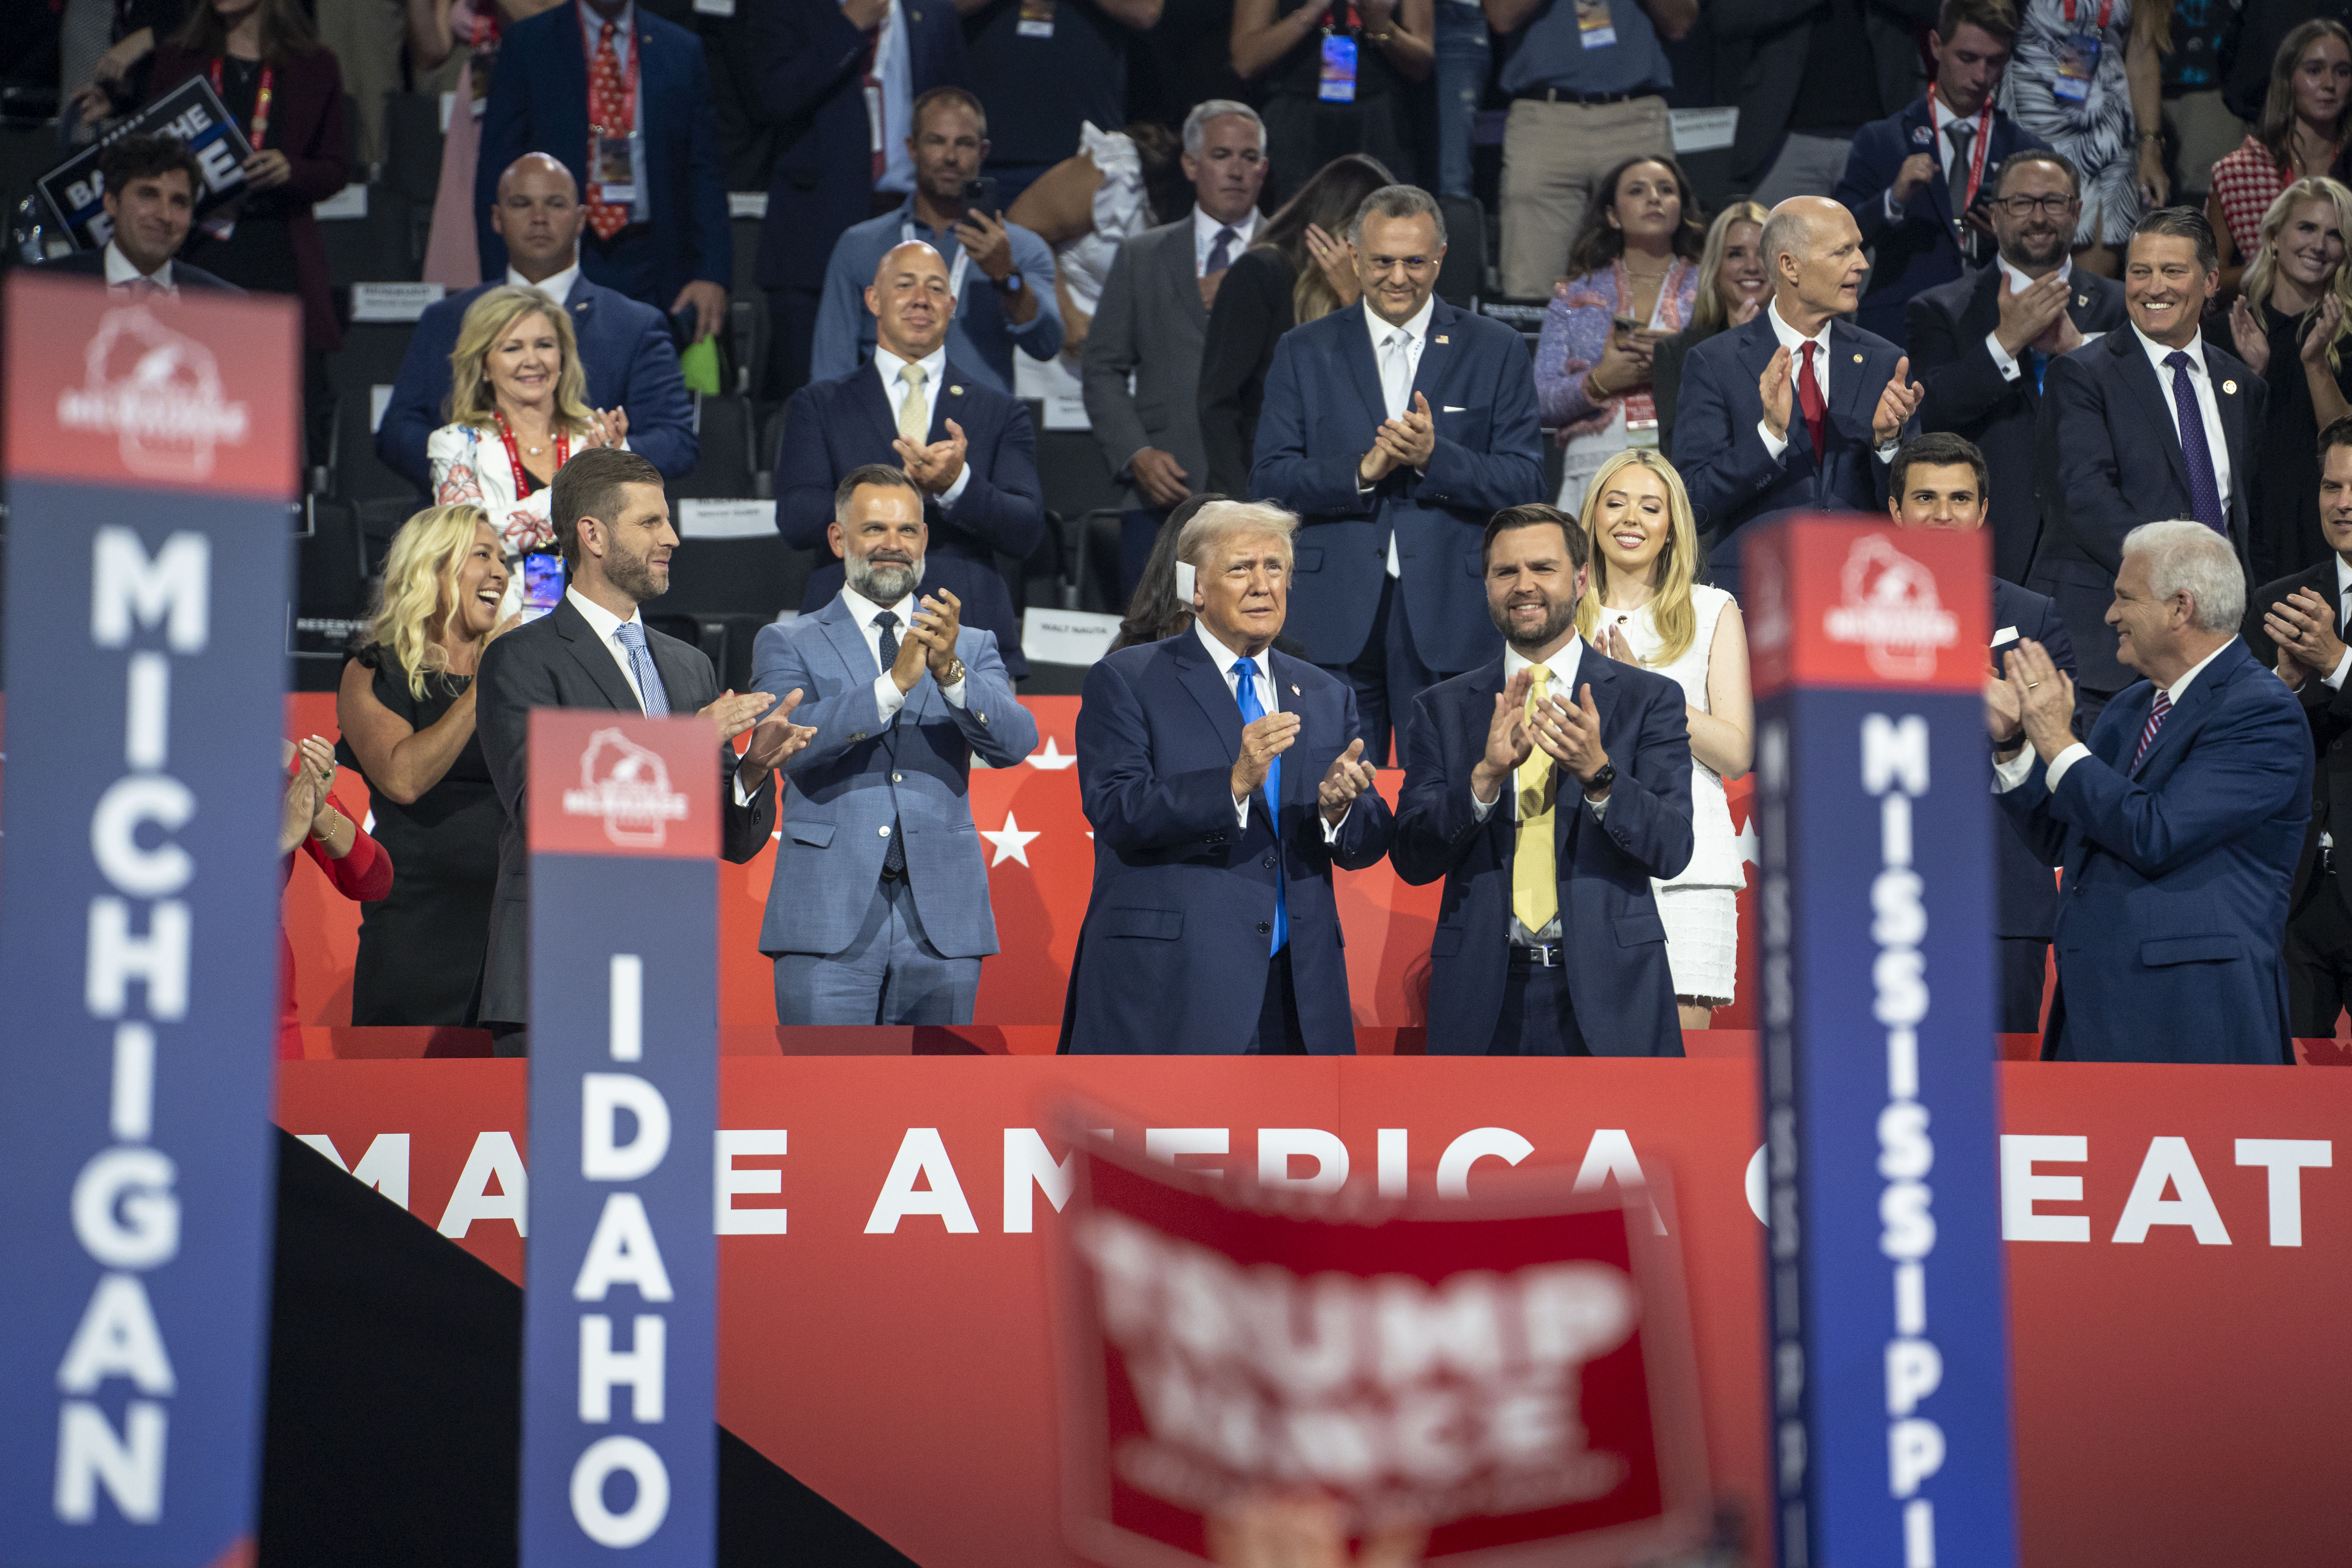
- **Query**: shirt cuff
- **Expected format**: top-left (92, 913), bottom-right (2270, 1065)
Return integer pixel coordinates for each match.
top-left (940, 676), bottom-right (968, 708)
top-left (1587, 790), bottom-right (1609, 821)
top-left (1874, 438), bottom-right (1901, 463)
top-left (1758, 418), bottom-right (1789, 461)
top-left (1985, 328), bottom-right (2022, 381)
top-left (1471, 784), bottom-right (1498, 821)
top-left (2044, 742), bottom-right (2092, 793)
top-left (1233, 793), bottom-right (1252, 829)
top-left (2326, 647), bottom-right (2352, 690)
top-left (1992, 745), bottom-right (2038, 793)
top-left (1884, 188), bottom-right (1904, 222)
top-left (731, 761), bottom-right (759, 807)
top-left (873, 672), bottom-right (907, 723)
top-left (938, 463), bottom-right (972, 507)
top-left (1320, 803), bottom-right (1348, 842)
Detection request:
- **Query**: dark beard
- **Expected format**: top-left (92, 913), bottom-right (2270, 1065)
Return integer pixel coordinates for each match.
top-left (606, 540), bottom-right (667, 604)
top-left (1489, 594), bottom-right (1577, 651)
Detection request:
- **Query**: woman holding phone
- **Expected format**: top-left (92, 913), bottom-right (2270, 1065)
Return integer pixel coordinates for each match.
top-left (1532, 155), bottom-right (1704, 516)
top-left (335, 505), bottom-right (516, 1028)
top-left (1231, 0), bottom-right (1432, 206)
top-left (430, 284), bottom-right (629, 609)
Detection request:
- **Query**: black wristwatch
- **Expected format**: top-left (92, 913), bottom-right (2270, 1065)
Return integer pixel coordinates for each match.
top-left (1582, 763), bottom-right (1616, 798)
top-left (992, 271), bottom-right (1024, 294)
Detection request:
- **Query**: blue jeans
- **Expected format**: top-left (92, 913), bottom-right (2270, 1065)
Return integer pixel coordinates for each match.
top-left (1433, 1), bottom-right (1489, 200)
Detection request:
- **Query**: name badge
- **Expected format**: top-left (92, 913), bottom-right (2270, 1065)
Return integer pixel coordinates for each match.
top-left (591, 131), bottom-right (639, 205)
top-left (1017, 0), bottom-right (1054, 37)
top-left (1577, 0), bottom-right (1616, 48)
top-left (1318, 32), bottom-right (1358, 103)
top-left (2052, 32), bottom-right (2100, 101)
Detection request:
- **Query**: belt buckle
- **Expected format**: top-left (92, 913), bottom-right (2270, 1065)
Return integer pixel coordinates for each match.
top-left (1531, 941), bottom-right (1562, 968)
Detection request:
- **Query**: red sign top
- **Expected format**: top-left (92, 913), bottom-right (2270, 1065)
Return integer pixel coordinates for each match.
top-left (1743, 516), bottom-right (1993, 697)
top-left (528, 708), bottom-right (720, 860)
top-left (3, 270), bottom-right (299, 499)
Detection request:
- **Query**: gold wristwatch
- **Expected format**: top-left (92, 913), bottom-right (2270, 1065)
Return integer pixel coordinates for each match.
top-left (939, 656), bottom-right (967, 687)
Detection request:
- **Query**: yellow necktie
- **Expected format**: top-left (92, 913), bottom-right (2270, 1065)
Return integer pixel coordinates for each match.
top-left (898, 362), bottom-right (930, 442)
top-left (1511, 666), bottom-right (1557, 933)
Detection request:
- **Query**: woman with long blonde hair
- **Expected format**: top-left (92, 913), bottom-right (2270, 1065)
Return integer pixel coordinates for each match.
top-left (334, 504), bottom-right (516, 1025)
top-left (2227, 174), bottom-right (2352, 579)
top-left (1574, 449), bottom-right (1753, 1029)
top-left (430, 284), bottom-right (629, 570)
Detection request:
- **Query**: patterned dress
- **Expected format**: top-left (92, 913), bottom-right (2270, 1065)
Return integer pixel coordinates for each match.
top-left (2209, 134), bottom-right (2292, 262)
top-left (1532, 257), bottom-right (1699, 516)
top-left (2000, 0), bottom-right (2141, 246)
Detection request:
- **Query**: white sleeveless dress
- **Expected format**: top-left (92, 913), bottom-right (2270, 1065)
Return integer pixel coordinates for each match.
top-left (1599, 583), bottom-right (1744, 1004)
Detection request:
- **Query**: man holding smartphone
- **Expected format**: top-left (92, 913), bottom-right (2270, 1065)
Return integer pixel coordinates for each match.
top-left (810, 86), bottom-right (1063, 394)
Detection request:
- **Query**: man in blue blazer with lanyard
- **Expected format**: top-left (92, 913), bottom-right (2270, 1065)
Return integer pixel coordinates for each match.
top-left (1994, 519), bottom-right (2310, 1064)
top-left (751, 465), bottom-right (1037, 1024)
top-left (1393, 504), bottom-right (1694, 1056)
top-left (1674, 195), bottom-right (1926, 596)
top-left (1835, 0), bottom-right (2047, 345)
top-left (1888, 432), bottom-right (2081, 1033)
top-left (475, 0), bottom-right (731, 344)
top-left (750, 0), bottom-right (967, 397)
top-left (379, 152), bottom-right (694, 490)
top-left (775, 240), bottom-right (1045, 676)
top-left (1065, 501), bottom-right (1392, 1055)
top-left (1251, 184), bottom-right (1545, 767)
top-left (2033, 206), bottom-right (2266, 727)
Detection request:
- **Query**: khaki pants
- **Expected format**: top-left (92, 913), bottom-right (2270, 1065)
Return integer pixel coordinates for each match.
top-left (1499, 94), bottom-right (1671, 300)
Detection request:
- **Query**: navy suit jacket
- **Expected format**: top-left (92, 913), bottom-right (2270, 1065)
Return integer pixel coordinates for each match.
top-left (1676, 309), bottom-right (1919, 586)
top-left (33, 251), bottom-right (241, 292)
top-left (1997, 636), bottom-right (2310, 1064)
top-left (774, 361), bottom-right (1045, 677)
top-left (1065, 633), bottom-right (1394, 1055)
top-left (1907, 263), bottom-right (2128, 585)
top-left (1391, 645), bottom-right (1695, 1056)
top-left (475, 2), bottom-right (730, 311)
top-left (1249, 299), bottom-right (1545, 674)
top-left (2243, 557), bottom-right (2352, 918)
top-left (375, 275), bottom-right (696, 491)
top-left (2031, 327), bottom-right (2266, 694)
top-left (1837, 96), bottom-right (2048, 344)
top-left (749, 0), bottom-right (966, 291)
top-left (1990, 578), bottom-right (2077, 941)
top-left (750, 596), bottom-right (1036, 959)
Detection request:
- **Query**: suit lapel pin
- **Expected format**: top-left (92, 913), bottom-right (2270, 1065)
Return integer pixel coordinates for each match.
top-left (2076, 293), bottom-right (2088, 306)
top-left (1291, 683), bottom-right (1300, 695)
top-left (1852, 352), bottom-right (1864, 363)
top-left (949, 384), bottom-right (964, 395)
top-left (2223, 380), bottom-right (2238, 395)
top-left (1435, 334), bottom-right (1450, 344)
top-left (1911, 123), bottom-right (1934, 145)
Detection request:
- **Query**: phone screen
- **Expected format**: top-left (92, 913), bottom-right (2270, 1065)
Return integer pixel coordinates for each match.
top-left (520, 552), bottom-right (565, 623)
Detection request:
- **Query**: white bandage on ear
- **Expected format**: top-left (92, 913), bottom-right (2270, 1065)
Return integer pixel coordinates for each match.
top-left (1174, 561), bottom-right (1196, 602)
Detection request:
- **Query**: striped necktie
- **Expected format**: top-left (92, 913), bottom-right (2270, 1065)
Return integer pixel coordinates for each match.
top-left (2130, 689), bottom-right (2172, 775)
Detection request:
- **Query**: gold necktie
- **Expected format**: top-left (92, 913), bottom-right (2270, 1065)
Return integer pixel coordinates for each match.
top-left (1511, 666), bottom-right (1558, 933)
top-left (897, 362), bottom-right (930, 442)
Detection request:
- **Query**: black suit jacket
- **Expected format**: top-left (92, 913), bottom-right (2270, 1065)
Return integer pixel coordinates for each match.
top-left (473, 595), bottom-right (776, 1024)
top-left (1991, 577), bottom-right (2078, 940)
top-left (2031, 327), bottom-right (2266, 694)
top-left (1908, 266), bottom-right (2128, 585)
top-left (33, 250), bottom-right (241, 293)
top-left (2244, 557), bottom-right (2352, 916)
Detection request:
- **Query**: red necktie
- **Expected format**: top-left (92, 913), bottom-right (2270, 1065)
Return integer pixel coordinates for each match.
top-left (2130, 689), bottom-right (2172, 775)
top-left (1797, 339), bottom-right (1826, 459)
top-left (586, 20), bottom-right (631, 241)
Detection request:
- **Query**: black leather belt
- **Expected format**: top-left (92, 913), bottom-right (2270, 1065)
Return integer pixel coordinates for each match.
top-left (1510, 942), bottom-right (1565, 969)
top-left (1512, 87), bottom-right (1656, 106)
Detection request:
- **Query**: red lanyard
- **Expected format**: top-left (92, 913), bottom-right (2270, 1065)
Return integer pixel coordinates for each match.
top-left (2061, 0), bottom-right (2114, 31)
top-left (1946, 100), bottom-right (1995, 217)
top-left (1323, 0), bottom-right (1359, 32)
top-left (585, 15), bottom-right (639, 137)
top-left (209, 57), bottom-right (273, 151)
top-left (491, 412), bottom-right (569, 502)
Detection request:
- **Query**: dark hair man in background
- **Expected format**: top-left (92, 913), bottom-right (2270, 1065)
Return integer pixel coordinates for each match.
top-left (35, 134), bottom-right (238, 296)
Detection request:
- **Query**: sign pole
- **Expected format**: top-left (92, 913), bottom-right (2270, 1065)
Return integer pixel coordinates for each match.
top-left (1745, 518), bottom-right (2019, 1568)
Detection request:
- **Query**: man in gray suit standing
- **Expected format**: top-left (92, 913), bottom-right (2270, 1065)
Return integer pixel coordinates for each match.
top-left (751, 464), bottom-right (1040, 1024)
top-left (1083, 99), bottom-right (1270, 602)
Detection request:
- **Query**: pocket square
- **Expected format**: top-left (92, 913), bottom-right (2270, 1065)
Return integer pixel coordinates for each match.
top-left (1991, 626), bottom-right (2019, 647)
top-left (1443, 405), bottom-right (1467, 413)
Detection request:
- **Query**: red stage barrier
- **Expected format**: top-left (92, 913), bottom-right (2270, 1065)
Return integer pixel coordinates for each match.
top-left (276, 1057), bottom-right (2352, 1568)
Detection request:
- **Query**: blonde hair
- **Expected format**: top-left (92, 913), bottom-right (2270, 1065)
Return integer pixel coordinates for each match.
top-left (445, 284), bottom-right (595, 434)
top-left (2242, 176), bottom-right (2352, 372)
top-left (1573, 449), bottom-right (1703, 667)
top-left (1691, 201), bottom-right (1769, 332)
top-left (364, 505), bottom-right (499, 699)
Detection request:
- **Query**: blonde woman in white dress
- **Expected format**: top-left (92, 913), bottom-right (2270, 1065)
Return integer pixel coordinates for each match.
top-left (1576, 447), bottom-right (1753, 1030)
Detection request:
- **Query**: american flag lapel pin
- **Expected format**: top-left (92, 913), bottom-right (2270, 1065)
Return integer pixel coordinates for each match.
top-left (1435, 334), bottom-right (1449, 344)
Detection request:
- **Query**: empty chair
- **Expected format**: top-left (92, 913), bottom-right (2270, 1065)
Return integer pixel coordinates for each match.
top-left (671, 393), bottom-right (758, 499)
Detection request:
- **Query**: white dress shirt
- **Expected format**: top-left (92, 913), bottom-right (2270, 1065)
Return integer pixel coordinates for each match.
top-left (1362, 294), bottom-right (1437, 577)
top-left (579, 0), bottom-right (635, 67)
top-left (1192, 205), bottom-right (1259, 276)
top-left (1983, 256), bottom-right (2108, 381)
top-left (1193, 619), bottom-right (1346, 838)
top-left (1469, 638), bottom-right (1607, 943)
top-left (102, 240), bottom-right (174, 294)
top-left (1996, 635), bottom-right (2240, 795)
top-left (568, 583), bottom-right (761, 803)
top-left (871, 343), bottom-right (973, 507)
top-left (1758, 297), bottom-right (1901, 466)
top-left (841, 582), bottom-right (968, 723)
top-left (506, 259), bottom-right (582, 307)
top-left (2130, 323), bottom-right (2235, 514)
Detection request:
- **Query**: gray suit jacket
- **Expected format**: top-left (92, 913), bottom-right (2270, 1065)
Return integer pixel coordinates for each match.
top-left (1083, 217), bottom-right (1210, 511)
top-left (474, 594), bottom-right (776, 1024)
top-left (751, 594), bottom-right (1039, 958)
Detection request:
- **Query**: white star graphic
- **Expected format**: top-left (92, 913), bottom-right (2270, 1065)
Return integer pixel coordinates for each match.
top-left (1736, 815), bottom-right (1760, 870)
top-left (982, 811), bottom-right (1041, 867)
top-left (1025, 736), bottom-right (1078, 770)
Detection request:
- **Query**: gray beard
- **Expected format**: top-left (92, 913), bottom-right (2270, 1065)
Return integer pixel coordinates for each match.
top-left (847, 554), bottom-right (925, 605)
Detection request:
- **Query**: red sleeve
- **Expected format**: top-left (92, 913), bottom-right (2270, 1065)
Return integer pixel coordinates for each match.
top-left (301, 800), bottom-right (394, 902)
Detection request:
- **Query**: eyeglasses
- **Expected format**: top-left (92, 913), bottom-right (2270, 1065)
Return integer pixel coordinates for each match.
top-left (1994, 194), bottom-right (2080, 218)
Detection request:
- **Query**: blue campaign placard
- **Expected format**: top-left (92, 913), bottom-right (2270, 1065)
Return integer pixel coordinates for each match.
top-left (0, 482), bottom-right (289, 1566)
top-left (1748, 519), bottom-right (2019, 1568)
top-left (519, 711), bottom-right (719, 1566)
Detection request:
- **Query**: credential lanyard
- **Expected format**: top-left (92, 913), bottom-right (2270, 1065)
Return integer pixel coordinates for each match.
top-left (208, 58), bottom-right (273, 150)
top-left (492, 411), bottom-right (571, 504)
top-left (2061, 0), bottom-right (2114, 28)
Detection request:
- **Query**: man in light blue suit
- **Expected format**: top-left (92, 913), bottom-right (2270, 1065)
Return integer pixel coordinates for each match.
top-left (750, 464), bottom-right (1038, 1024)
top-left (1251, 184), bottom-right (1545, 766)
top-left (1995, 519), bottom-right (2311, 1064)
top-left (1065, 500), bottom-right (1392, 1055)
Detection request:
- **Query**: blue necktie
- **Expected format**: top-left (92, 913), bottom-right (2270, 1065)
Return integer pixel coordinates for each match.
top-left (2165, 350), bottom-right (2229, 537)
top-left (2028, 347), bottom-right (2048, 395)
top-left (1233, 657), bottom-right (1286, 955)
top-left (613, 620), bottom-right (668, 717)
